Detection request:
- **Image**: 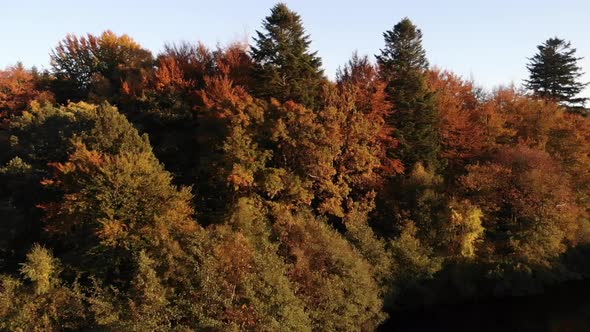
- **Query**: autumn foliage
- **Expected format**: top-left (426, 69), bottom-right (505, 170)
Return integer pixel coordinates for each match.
top-left (1, 4), bottom-right (590, 331)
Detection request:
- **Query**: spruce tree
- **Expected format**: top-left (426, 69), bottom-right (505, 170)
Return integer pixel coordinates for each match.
top-left (250, 3), bottom-right (325, 109)
top-left (375, 19), bottom-right (448, 259)
top-left (525, 37), bottom-right (588, 112)
top-left (376, 18), bottom-right (442, 172)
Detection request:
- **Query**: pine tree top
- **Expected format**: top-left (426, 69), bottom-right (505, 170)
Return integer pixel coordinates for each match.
top-left (525, 37), bottom-right (588, 110)
top-left (251, 3), bottom-right (320, 66)
top-left (250, 3), bottom-right (324, 108)
top-left (376, 17), bottom-right (429, 78)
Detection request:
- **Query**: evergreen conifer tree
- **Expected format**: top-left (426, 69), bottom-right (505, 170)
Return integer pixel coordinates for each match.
top-left (525, 37), bottom-right (588, 113)
top-left (250, 3), bottom-right (325, 109)
top-left (376, 18), bottom-right (442, 172)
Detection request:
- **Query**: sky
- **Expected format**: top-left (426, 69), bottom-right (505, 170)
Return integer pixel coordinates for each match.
top-left (1, 0), bottom-right (589, 97)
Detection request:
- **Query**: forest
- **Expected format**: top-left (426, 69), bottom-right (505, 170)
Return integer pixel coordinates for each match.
top-left (1, 3), bottom-right (590, 331)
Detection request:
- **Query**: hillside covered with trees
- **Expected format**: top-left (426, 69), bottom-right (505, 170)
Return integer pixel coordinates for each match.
top-left (1, 3), bottom-right (589, 331)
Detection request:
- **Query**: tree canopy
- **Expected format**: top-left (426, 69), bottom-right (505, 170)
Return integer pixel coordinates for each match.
top-left (1, 4), bottom-right (590, 331)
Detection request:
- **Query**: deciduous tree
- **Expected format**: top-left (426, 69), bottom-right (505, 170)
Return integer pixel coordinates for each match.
top-left (50, 31), bottom-right (154, 106)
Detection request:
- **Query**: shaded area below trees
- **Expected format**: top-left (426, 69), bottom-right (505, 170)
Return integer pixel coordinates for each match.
top-left (381, 279), bottom-right (590, 332)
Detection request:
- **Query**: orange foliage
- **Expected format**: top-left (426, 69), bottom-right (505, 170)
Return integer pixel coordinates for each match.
top-left (428, 70), bottom-right (485, 167)
top-left (337, 53), bottom-right (402, 176)
top-left (154, 56), bottom-right (195, 92)
top-left (0, 64), bottom-right (52, 122)
top-left (214, 43), bottom-right (254, 89)
top-left (51, 30), bottom-right (153, 103)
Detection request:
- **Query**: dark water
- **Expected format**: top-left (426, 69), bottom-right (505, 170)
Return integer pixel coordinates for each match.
top-left (380, 281), bottom-right (590, 332)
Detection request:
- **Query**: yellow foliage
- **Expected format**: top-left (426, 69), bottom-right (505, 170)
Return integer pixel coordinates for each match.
top-left (448, 200), bottom-right (485, 258)
top-left (19, 244), bottom-right (59, 295)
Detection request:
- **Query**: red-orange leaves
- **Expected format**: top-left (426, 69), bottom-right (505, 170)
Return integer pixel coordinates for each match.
top-left (213, 43), bottom-right (254, 89)
top-left (0, 64), bottom-right (52, 122)
top-left (428, 70), bottom-right (485, 168)
top-left (337, 53), bottom-right (401, 176)
top-left (154, 55), bottom-right (195, 93)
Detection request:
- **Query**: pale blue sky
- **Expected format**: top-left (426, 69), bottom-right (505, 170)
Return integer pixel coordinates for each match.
top-left (2, 0), bottom-right (589, 97)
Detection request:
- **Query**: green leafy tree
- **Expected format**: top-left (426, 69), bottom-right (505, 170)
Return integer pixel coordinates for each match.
top-left (250, 3), bottom-right (325, 109)
top-left (270, 204), bottom-right (386, 330)
top-left (389, 221), bottom-right (442, 286)
top-left (41, 144), bottom-right (198, 281)
top-left (525, 37), bottom-right (588, 112)
top-left (0, 247), bottom-right (88, 331)
top-left (8, 101), bottom-right (193, 279)
top-left (2, 102), bottom-right (143, 271)
top-left (193, 197), bottom-right (311, 331)
top-left (10, 101), bottom-right (150, 168)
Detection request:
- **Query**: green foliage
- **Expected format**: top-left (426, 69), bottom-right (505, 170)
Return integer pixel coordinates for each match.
top-left (525, 37), bottom-right (588, 111)
top-left (0, 258), bottom-right (88, 331)
top-left (377, 18), bottom-right (442, 172)
top-left (271, 204), bottom-right (386, 330)
top-left (9, 101), bottom-right (97, 165)
top-left (1, 101), bottom-right (154, 275)
top-left (374, 21), bottom-right (447, 275)
top-left (390, 221), bottom-right (442, 285)
top-left (377, 18), bottom-right (429, 74)
top-left (121, 252), bottom-right (172, 331)
top-left (382, 162), bottom-right (449, 254)
top-left (9, 101), bottom-right (150, 167)
top-left (251, 3), bottom-right (325, 109)
top-left (194, 197), bottom-right (311, 331)
top-left (41, 144), bottom-right (197, 280)
top-left (343, 197), bottom-right (394, 298)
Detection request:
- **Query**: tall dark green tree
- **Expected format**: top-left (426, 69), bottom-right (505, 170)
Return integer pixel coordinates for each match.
top-left (525, 37), bottom-right (588, 112)
top-left (376, 18), bottom-right (442, 172)
top-left (250, 3), bottom-right (325, 109)
top-left (375, 19), bottom-right (447, 262)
